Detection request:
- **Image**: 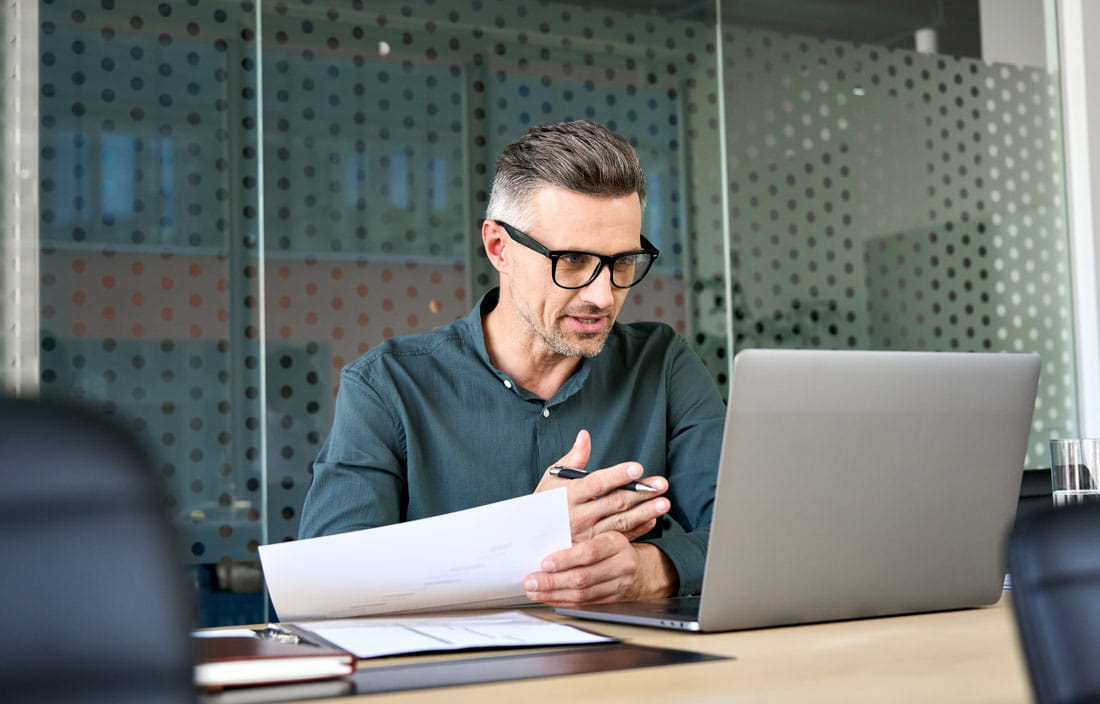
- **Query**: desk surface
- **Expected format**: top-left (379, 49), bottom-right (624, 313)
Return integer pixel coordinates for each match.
top-left (299, 595), bottom-right (1031, 704)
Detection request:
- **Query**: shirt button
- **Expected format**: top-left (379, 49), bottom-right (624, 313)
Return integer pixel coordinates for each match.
top-left (503, 380), bottom-right (513, 389)
top-left (542, 408), bottom-right (550, 418)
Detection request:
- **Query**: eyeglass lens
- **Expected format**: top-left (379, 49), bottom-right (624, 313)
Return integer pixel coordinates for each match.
top-left (553, 252), bottom-right (655, 288)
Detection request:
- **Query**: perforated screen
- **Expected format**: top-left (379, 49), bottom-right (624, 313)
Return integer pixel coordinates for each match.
top-left (26, 0), bottom-right (1073, 575)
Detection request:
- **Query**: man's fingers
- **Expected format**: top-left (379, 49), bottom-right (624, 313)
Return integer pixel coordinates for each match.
top-left (523, 534), bottom-right (638, 605)
top-left (568, 462), bottom-right (664, 502)
top-left (594, 495), bottom-right (668, 539)
top-left (613, 496), bottom-right (669, 529)
top-left (572, 492), bottom-right (669, 539)
top-left (621, 517), bottom-right (659, 542)
top-left (537, 531), bottom-right (627, 574)
top-left (586, 462), bottom-right (642, 497)
top-left (536, 437), bottom-right (671, 545)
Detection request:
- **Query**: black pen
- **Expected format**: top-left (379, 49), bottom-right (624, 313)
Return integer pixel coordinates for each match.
top-left (549, 465), bottom-right (659, 493)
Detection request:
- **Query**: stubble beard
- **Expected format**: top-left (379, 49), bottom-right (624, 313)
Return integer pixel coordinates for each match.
top-left (511, 288), bottom-right (613, 359)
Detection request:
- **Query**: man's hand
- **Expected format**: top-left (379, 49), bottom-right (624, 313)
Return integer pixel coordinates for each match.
top-left (528, 429), bottom-right (679, 605)
top-left (523, 538), bottom-right (678, 606)
top-left (534, 429), bottom-right (670, 543)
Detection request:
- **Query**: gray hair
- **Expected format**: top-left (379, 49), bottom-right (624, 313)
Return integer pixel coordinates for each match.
top-left (485, 121), bottom-right (647, 229)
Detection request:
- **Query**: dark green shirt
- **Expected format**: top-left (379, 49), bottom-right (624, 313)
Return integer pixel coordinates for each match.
top-left (299, 289), bottom-right (726, 595)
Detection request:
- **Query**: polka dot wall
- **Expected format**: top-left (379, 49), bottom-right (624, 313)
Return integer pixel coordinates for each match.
top-left (720, 28), bottom-right (1075, 467)
top-left (38, 0), bottom-right (267, 563)
top-left (258, 0), bottom-right (709, 549)
top-left (30, 0), bottom-right (1075, 573)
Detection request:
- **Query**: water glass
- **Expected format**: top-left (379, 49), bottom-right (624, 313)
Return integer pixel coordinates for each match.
top-left (1050, 438), bottom-right (1100, 506)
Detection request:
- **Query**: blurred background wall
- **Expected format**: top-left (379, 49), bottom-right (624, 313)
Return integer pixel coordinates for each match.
top-left (1, 0), bottom-right (1077, 625)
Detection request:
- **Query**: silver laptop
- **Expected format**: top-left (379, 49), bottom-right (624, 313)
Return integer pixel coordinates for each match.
top-left (557, 349), bottom-right (1040, 632)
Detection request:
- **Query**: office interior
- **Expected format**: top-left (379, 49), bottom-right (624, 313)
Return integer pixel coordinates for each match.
top-left (1, 0), bottom-right (1096, 628)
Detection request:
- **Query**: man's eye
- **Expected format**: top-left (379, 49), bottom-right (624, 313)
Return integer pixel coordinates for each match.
top-left (560, 254), bottom-right (591, 266)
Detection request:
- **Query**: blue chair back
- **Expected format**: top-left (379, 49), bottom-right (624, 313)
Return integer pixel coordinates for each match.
top-left (0, 397), bottom-right (195, 703)
top-left (1009, 503), bottom-right (1100, 704)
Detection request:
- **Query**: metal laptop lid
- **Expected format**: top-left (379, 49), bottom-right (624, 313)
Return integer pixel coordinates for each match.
top-left (697, 349), bottom-right (1039, 631)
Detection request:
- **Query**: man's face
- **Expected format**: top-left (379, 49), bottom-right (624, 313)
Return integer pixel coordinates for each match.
top-left (505, 186), bottom-right (644, 359)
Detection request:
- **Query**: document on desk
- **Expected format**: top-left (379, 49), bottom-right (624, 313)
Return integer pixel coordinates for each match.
top-left (286, 610), bottom-right (616, 659)
top-left (259, 489), bottom-right (571, 621)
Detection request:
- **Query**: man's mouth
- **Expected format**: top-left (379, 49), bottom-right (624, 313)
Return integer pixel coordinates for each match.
top-left (564, 313), bottom-right (609, 334)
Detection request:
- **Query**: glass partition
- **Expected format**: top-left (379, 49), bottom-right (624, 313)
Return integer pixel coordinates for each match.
top-left (15, 0), bottom-right (1075, 624)
top-left (36, 0), bottom-right (266, 624)
top-left (256, 1), bottom-right (732, 561)
top-left (718, 1), bottom-right (1075, 468)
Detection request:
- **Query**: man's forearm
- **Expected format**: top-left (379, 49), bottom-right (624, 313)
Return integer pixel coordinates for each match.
top-left (633, 543), bottom-right (680, 599)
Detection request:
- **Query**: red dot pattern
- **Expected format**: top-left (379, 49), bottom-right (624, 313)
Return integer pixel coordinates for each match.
top-left (47, 249), bottom-right (687, 400)
top-left (32, 0), bottom-right (712, 571)
top-left (48, 252), bottom-right (230, 342)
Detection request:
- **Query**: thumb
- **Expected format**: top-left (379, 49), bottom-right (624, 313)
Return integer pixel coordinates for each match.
top-left (557, 429), bottom-right (591, 470)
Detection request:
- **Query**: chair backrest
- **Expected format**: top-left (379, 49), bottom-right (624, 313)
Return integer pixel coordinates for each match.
top-left (1009, 503), bottom-right (1100, 704)
top-left (0, 397), bottom-right (195, 703)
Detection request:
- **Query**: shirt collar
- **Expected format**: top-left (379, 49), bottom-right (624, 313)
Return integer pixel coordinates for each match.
top-left (461, 287), bottom-right (593, 405)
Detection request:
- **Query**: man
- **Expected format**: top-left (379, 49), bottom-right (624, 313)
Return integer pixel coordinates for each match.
top-left (299, 121), bottom-right (726, 606)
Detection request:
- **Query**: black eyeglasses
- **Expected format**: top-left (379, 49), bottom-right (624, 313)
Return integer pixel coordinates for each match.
top-left (495, 220), bottom-right (660, 290)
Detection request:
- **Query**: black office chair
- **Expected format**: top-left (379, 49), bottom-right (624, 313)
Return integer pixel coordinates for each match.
top-left (0, 397), bottom-right (195, 703)
top-left (1009, 503), bottom-right (1100, 704)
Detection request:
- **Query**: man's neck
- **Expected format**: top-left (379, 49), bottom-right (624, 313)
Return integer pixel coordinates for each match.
top-left (482, 304), bottom-right (582, 401)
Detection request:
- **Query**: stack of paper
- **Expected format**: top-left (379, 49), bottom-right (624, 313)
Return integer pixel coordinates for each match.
top-left (285, 610), bottom-right (616, 659)
top-left (259, 489), bottom-right (572, 620)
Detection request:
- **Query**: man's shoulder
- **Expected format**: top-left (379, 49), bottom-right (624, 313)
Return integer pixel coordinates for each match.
top-left (603, 320), bottom-right (689, 366)
top-left (612, 320), bottom-right (684, 348)
top-left (343, 317), bottom-right (472, 378)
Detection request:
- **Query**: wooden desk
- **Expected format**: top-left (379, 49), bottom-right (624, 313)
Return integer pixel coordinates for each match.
top-left (315, 596), bottom-right (1031, 703)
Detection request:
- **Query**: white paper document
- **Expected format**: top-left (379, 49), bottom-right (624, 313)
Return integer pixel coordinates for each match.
top-left (259, 489), bottom-right (572, 620)
top-left (288, 610), bottom-right (615, 659)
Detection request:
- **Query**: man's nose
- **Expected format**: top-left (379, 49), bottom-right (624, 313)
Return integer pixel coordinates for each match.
top-left (578, 264), bottom-right (616, 309)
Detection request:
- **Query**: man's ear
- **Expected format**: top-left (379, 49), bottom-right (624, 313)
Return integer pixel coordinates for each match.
top-left (482, 219), bottom-right (509, 274)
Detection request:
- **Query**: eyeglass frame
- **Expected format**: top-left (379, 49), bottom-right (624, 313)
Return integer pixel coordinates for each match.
top-left (493, 220), bottom-right (660, 290)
